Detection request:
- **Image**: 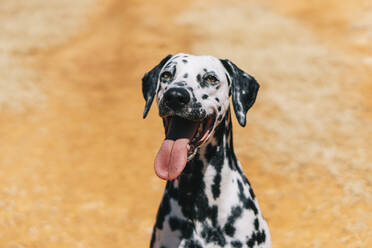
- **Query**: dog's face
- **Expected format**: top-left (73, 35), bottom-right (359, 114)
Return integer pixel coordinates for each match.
top-left (157, 54), bottom-right (230, 123)
top-left (142, 53), bottom-right (259, 180)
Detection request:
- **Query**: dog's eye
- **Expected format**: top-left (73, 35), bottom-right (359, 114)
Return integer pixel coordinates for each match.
top-left (206, 75), bottom-right (217, 83)
top-left (161, 71), bottom-right (171, 79)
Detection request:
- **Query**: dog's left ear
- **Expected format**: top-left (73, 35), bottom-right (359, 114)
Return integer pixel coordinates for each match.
top-left (142, 55), bottom-right (173, 118)
top-left (220, 59), bottom-right (260, 127)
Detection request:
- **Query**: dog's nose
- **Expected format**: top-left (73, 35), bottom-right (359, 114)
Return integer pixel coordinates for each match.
top-left (164, 88), bottom-right (190, 110)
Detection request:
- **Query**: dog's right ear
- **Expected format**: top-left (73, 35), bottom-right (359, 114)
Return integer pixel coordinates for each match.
top-left (142, 55), bottom-right (172, 118)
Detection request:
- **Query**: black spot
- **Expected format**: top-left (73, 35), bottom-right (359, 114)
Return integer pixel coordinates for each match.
top-left (205, 143), bottom-right (217, 162)
top-left (168, 216), bottom-right (193, 239)
top-left (184, 73), bottom-right (188, 78)
top-left (216, 85), bottom-right (221, 90)
top-left (224, 224), bottom-right (235, 237)
top-left (169, 216), bottom-right (181, 231)
top-left (259, 231), bottom-right (267, 244)
top-left (201, 225), bottom-right (226, 246)
top-left (217, 115), bottom-right (223, 121)
top-left (254, 218), bottom-right (259, 230)
top-left (246, 230), bottom-right (266, 248)
top-left (197, 74), bottom-right (209, 88)
top-left (174, 81), bottom-right (186, 87)
top-left (247, 237), bottom-right (254, 248)
top-left (243, 175), bottom-right (251, 185)
top-left (210, 205), bottom-right (218, 226)
top-left (217, 106), bottom-right (221, 112)
top-left (196, 74), bottom-right (202, 83)
top-left (244, 198), bottom-right (258, 215)
top-left (249, 187), bottom-right (256, 199)
top-left (206, 140), bottom-right (224, 200)
top-left (237, 180), bottom-right (244, 193)
top-left (211, 174), bottom-right (221, 199)
top-left (223, 206), bottom-right (242, 237)
top-left (154, 194), bottom-right (171, 229)
top-left (183, 240), bottom-right (202, 248)
top-left (202, 94), bottom-right (209, 99)
top-left (194, 197), bottom-right (210, 221)
top-left (212, 119), bottom-right (225, 145)
top-left (231, 240), bottom-right (243, 248)
top-left (237, 180), bottom-right (258, 215)
top-left (182, 59), bottom-right (188, 64)
top-left (215, 97), bottom-right (220, 102)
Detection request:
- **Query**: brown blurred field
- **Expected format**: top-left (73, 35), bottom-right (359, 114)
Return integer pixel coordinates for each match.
top-left (0, 0), bottom-right (371, 247)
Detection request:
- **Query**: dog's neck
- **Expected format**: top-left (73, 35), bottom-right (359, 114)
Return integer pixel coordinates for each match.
top-left (165, 109), bottom-right (248, 221)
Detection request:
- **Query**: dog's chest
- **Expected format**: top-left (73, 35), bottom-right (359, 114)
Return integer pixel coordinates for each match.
top-left (152, 155), bottom-right (270, 248)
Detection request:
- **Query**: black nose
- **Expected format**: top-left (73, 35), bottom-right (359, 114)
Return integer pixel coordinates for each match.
top-left (163, 88), bottom-right (190, 110)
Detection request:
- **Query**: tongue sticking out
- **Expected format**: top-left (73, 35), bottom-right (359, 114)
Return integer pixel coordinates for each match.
top-left (154, 116), bottom-right (199, 180)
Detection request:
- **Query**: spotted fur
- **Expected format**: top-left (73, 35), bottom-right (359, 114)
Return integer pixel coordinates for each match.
top-left (142, 53), bottom-right (271, 248)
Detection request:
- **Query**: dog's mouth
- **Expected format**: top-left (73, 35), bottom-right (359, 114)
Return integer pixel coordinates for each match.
top-left (154, 114), bottom-right (215, 180)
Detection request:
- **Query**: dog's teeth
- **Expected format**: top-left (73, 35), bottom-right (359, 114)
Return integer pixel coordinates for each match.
top-left (196, 124), bottom-right (203, 138)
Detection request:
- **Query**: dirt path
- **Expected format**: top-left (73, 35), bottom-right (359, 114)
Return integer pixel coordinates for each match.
top-left (0, 0), bottom-right (371, 247)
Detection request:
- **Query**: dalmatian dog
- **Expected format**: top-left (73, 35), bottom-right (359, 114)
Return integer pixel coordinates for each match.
top-left (142, 53), bottom-right (271, 248)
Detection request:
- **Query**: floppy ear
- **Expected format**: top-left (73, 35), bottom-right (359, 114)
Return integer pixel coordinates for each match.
top-left (142, 55), bottom-right (172, 118)
top-left (220, 59), bottom-right (260, 127)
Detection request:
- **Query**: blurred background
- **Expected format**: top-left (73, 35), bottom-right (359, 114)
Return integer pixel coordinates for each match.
top-left (0, 0), bottom-right (371, 247)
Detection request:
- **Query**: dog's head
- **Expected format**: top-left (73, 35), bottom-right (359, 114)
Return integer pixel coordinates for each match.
top-left (142, 53), bottom-right (259, 180)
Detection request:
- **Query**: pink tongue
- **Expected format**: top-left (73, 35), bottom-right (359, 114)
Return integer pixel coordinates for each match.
top-left (154, 116), bottom-right (198, 180)
top-left (154, 138), bottom-right (189, 180)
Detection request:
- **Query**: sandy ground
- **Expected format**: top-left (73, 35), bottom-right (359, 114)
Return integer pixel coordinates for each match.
top-left (0, 0), bottom-right (371, 247)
